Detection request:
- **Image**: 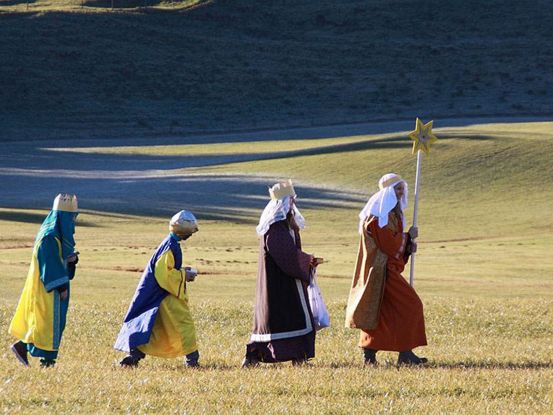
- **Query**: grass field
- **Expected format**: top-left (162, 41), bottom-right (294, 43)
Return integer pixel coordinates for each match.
top-left (1, 121), bottom-right (552, 413)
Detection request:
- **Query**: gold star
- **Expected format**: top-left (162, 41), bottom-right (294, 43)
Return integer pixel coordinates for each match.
top-left (408, 118), bottom-right (438, 155)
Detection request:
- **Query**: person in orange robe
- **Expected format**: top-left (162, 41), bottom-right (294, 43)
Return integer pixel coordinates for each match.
top-left (345, 173), bottom-right (427, 366)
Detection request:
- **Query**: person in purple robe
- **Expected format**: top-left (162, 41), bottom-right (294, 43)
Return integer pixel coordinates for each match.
top-left (241, 179), bottom-right (323, 367)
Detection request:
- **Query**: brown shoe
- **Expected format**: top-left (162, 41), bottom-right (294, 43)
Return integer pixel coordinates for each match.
top-left (10, 341), bottom-right (29, 367)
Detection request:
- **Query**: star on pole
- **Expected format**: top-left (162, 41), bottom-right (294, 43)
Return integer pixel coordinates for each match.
top-left (408, 118), bottom-right (438, 155)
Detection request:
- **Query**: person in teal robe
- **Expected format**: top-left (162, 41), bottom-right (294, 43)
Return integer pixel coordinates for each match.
top-left (9, 193), bottom-right (79, 368)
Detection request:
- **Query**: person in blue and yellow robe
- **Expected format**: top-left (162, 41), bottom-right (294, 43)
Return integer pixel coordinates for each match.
top-left (115, 210), bottom-right (200, 367)
top-left (9, 193), bottom-right (79, 368)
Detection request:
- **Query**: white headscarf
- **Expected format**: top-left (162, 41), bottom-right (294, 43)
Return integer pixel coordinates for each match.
top-left (256, 195), bottom-right (306, 236)
top-left (358, 173), bottom-right (408, 233)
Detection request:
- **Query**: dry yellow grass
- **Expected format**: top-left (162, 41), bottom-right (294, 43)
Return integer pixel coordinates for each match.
top-left (1, 122), bottom-right (552, 413)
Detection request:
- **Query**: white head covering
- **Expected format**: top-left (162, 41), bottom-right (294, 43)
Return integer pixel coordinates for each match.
top-left (256, 180), bottom-right (306, 236)
top-left (358, 173), bottom-right (408, 233)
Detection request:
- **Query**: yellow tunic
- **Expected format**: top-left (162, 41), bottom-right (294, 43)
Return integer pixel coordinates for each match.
top-left (138, 249), bottom-right (198, 357)
top-left (10, 237), bottom-right (66, 352)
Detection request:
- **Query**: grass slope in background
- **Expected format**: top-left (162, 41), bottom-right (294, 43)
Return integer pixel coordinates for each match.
top-left (1, 0), bottom-right (553, 140)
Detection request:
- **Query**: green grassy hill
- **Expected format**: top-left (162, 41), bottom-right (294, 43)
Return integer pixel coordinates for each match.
top-left (1, 0), bottom-right (553, 140)
top-left (61, 121), bottom-right (553, 239)
top-left (19, 120), bottom-right (552, 298)
top-left (1, 121), bottom-right (552, 413)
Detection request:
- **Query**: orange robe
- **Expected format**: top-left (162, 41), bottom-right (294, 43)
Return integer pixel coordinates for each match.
top-left (358, 212), bottom-right (427, 351)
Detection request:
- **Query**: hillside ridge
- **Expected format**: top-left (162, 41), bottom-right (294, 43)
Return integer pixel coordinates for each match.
top-left (1, 0), bottom-right (552, 140)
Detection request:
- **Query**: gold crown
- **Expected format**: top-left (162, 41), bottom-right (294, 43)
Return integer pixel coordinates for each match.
top-left (269, 179), bottom-right (296, 200)
top-left (52, 193), bottom-right (78, 212)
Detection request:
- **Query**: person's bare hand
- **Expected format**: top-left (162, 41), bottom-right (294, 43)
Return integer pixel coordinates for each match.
top-left (59, 288), bottom-right (68, 301)
top-left (409, 242), bottom-right (417, 253)
top-left (311, 257), bottom-right (324, 267)
top-left (408, 226), bottom-right (418, 239)
top-left (67, 252), bottom-right (79, 264)
top-left (185, 267), bottom-right (198, 282)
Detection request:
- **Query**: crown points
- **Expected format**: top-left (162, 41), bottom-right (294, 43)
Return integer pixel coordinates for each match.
top-left (269, 179), bottom-right (296, 200)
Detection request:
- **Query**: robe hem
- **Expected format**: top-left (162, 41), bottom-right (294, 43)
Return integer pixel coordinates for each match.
top-left (250, 279), bottom-right (313, 342)
top-left (44, 276), bottom-right (70, 292)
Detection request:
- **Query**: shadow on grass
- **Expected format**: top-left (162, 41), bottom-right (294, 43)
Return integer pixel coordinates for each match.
top-left (0, 132), bottom-right (492, 223)
top-left (112, 359), bottom-right (553, 372)
top-left (83, 0), bottom-right (161, 7)
top-left (0, 172), bottom-right (365, 223)
top-left (16, 133), bottom-right (497, 171)
top-left (176, 362), bottom-right (242, 371)
top-left (174, 361), bottom-right (328, 371)
top-left (138, 361), bottom-right (251, 371)
top-left (0, 210), bottom-right (49, 224)
top-left (0, 127), bottom-right (497, 222)
top-left (0, 209), bottom-right (99, 227)
top-left (0, 0), bottom-right (37, 5)
top-left (82, 0), bottom-right (207, 9)
top-left (445, 133), bottom-right (497, 141)
top-left (323, 360), bottom-right (553, 370)
top-left (429, 361), bottom-right (553, 370)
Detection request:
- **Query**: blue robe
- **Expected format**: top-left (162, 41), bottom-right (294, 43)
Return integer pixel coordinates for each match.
top-left (114, 233), bottom-right (198, 357)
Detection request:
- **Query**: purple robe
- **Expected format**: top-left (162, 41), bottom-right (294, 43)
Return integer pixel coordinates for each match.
top-left (246, 220), bottom-right (315, 362)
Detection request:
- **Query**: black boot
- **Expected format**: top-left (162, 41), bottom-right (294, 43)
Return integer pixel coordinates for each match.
top-left (40, 358), bottom-right (56, 368)
top-left (241, 352), bottom-right (260, 368)
top-left (10, 341), bottom-right (30, 367)
top-left (363, 348), bottom-right (378, 366)
top-left (397, 350), bottom-right (427, 366)
top-left (185, 350), bottom-right (200, 368)
top-left (291, 358), bottom-right (308, 366)
top-left (120, 349), bottom-right (145, 367)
